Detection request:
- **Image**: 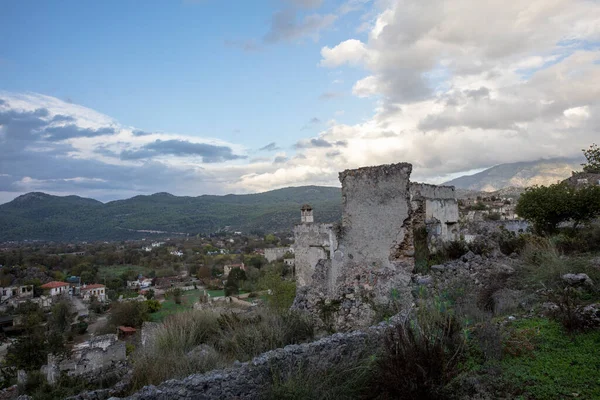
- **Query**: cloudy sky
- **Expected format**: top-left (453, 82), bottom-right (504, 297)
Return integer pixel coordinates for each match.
top-left (1, 0), bottom-right (599, 203)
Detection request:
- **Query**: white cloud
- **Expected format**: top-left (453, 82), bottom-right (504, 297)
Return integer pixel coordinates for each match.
top-left (319, 39), bottom-right (370, 67)
top-left (241, 0), bottom-right (600, 187)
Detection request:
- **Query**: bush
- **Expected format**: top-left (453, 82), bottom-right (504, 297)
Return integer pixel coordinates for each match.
top-left (370, 307), bottom-right (466, 399)
top-left (266, 359), bottom-right (373, 400)
top-left (144, 289), bottom-right (155, 300)
top-left (71, 321), bottom-right (88, 335)
top-left (494, 229), bottom-right (527, 255)
top-left (145, 299), bottom-right (162, 313)
top-left (130, 309), bottom-right (314, 392)
top-left (486, 212), bottom-right (502, 221)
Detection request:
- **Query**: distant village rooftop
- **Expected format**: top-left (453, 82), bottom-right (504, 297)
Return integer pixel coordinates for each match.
top-left (41, 281), bottom-right (69, 289)
top-left (81, 284), bottom-right (105, 290)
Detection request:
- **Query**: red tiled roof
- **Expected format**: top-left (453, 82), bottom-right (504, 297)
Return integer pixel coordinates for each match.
top-left (41, 281), bottom-right (69, 289)
top-left (81, 284), bottom-right (105, 290)
top-left (118, 326), bottom-right (137, 333)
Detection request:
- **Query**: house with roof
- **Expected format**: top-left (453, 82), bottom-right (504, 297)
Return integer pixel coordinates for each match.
top-left (41, 281), bottom-right (70, 296)
top-left (127, 276), bottom-right (153, 289)
top-left (81, 284), bottom-right (107, 302)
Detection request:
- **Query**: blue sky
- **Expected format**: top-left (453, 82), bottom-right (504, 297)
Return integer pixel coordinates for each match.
top-left (1, 0), bottom-right (599, 203)
top-left (1, 0), bottom-right (372, 149)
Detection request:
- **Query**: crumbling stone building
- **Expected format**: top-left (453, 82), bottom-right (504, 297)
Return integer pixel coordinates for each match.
top-left (44, 334), bottom-right (126, 384)
top-left (292, 162), bottom-right (459, 331)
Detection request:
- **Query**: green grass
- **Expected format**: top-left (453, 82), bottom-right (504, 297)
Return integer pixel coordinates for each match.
top-left (150, 289), bottom-right (200, 322)
top-left (149, 289), bottom-right (248, 321)
top-left (98, 264), bottom-right (153, 280)
top-left (206, 289), bottom-right (225, 298)
top-left (501, 318), bottom-right (600, 399)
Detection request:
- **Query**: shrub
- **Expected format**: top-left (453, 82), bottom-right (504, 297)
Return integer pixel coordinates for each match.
top-left (145, 299), bottom-right (162, 313)
top-left (130, 309), bottom-right (315, 392)
top-left (486, 212), bottom-right (502, 221)
top-left (266, 359), bottom-right (373, 400)
top-left (144, 289), bottom-right (155, 300)
top-left (429, 240), bottom-right (469, 266)
top-left (370, 307), bottom-right (466, 399)
top-left (71, 321), bottom-right (88, 335)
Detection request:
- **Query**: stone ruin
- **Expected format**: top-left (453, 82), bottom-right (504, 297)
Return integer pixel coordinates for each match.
top-left (292, 162), bottom-right (459, 331)
top-left (43, 334), bottom-right (126, 385)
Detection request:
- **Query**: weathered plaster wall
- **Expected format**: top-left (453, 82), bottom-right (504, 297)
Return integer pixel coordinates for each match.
top-left (292, 223), bottom-right (334, 287)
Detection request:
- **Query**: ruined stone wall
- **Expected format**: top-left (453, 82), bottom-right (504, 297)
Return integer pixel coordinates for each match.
top-left (292, 223), bottom-right (335, 287)
top-left (264, 247), bottom-right (292, 263)
top-left (410, 182), bottom-right (459, 243)
top-left (425, 198), bottom-right (460, 240)
top-left (294, 163), bottom-right (415, 331)
top-left (410, 182), bottom-right (455, 200)
top-left (45, 334), bottom-right (126, 383)
top-left (117, 315), bottom-right (406, 400)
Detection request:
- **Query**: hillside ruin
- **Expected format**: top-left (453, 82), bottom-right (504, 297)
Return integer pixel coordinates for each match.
top-left (292, 162), bottom-right (459, 330)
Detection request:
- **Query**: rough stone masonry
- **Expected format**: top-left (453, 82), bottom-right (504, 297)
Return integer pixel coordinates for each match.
top-left (293, 162), bottom-right (459, 331)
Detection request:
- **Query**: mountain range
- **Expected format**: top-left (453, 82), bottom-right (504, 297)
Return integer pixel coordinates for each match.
top-left (443, 157), bottom-right (582, 191)
top-left (0, 158), bottom-right (584, 242)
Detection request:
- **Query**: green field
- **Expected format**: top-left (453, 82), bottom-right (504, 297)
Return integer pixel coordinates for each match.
top-left (148, 289), bottom-right (253, 321)
top-left (150, 289), bottom-right (228, 322)
top-left (98, 264), bottom-right (153, 280)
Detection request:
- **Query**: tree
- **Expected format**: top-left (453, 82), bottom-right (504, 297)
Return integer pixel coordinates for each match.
top-left (258, 271), bottom-right (296, 311)
top-left (49, 300), bottom-right (73, 333)
top-left (166, 288), bottom-right (183, 304)
top-left (582, 143), bottom-right (600, 173)
top-left (516, 184), bottom-right (573, 234)
top-left (516, 183), bottom-right (600, 234)
top-left (264, 234), bottom-right (279, 245)
top-left (108, 301), bottom-right (149, 328)
top-left (224, 267), bottom-right (246, 296)
top-left (197, 265), bottom-right (211, 282)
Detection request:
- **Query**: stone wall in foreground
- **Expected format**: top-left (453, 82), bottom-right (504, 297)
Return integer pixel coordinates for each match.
top-left (115, 316), bottom-right (404, 400)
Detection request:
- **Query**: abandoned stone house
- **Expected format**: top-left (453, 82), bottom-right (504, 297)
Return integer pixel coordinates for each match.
top-left (43, 334), bottom-right (126, 384)
top-left (292, 162), bottom-right (460, 331)
top-left (264, 247), bottom-right (293, 263)
top-left (0, 285), bottom-right (33, 303)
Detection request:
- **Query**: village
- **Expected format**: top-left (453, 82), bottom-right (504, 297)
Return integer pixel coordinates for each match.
top-left (0, 162), bottom-right (598, 398)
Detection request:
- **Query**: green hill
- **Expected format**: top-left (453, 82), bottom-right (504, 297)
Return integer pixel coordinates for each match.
top-left (0, 187), bottom-right (342, 242)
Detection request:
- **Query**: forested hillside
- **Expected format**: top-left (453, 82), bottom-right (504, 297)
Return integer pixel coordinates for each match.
top-left (0, 186), bottom-right (342, 241)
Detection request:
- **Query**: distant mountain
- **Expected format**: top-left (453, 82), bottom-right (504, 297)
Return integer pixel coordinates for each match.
top-left (444, 158), bottom-right (583, 191)
top-left (0, 186), bottom-right (342, 242)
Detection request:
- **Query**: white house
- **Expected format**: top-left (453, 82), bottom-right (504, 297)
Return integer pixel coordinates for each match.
top-left (81, 284), bottom-right (107, 302)
top-left (40, 281), bottom-right (70, 296)
top-left (0, 285), bottom-right (34, 302)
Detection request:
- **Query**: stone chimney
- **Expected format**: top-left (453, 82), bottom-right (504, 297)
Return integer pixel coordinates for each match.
top-left (300, 204), bottom-right (314, 223)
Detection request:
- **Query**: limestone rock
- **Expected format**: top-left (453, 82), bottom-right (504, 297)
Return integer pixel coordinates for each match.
top-left (562, 273), bottom-right (594, 287)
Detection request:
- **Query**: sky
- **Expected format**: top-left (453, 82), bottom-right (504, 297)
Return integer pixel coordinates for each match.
top-left (1, 0), bottom-right (599, 203)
